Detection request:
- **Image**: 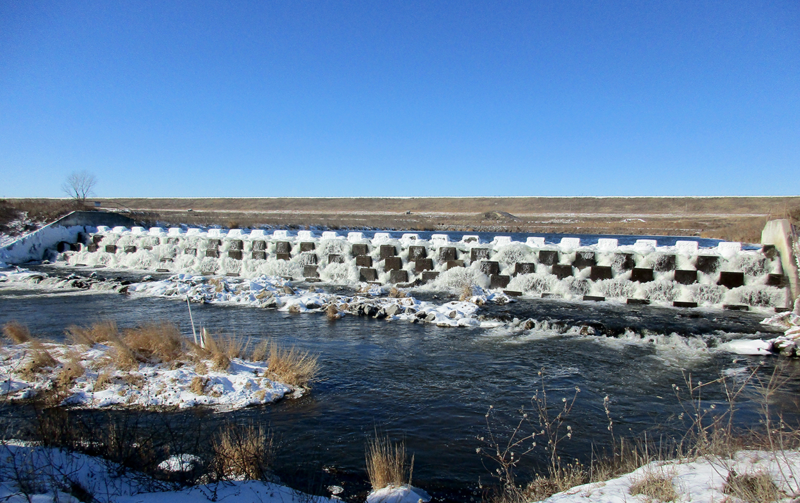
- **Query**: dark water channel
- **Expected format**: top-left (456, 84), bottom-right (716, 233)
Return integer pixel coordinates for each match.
top-left (0, 268), bottom-right (797, 502)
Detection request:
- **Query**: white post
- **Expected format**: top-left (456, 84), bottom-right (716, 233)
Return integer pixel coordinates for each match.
top-left (186, 296), bottom-right (198, 345)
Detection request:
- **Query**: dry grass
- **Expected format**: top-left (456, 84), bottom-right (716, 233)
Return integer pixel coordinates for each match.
top-left (194, 360), bottom-right (209, 375)
top-left (56, 353), bottom-right (85, 389)
top-left (189, 376), bottom-right (207, 395)
top-left (94, 369), bottom-right (112, 391)
top-left (122, 322), bottom-right (184, 362)
top-left (629, 469), bottom-right (678, 502)
top-left (21, 341), bottom-right (58, 378)
top-left (366, 433), bottom-right (412, 491)
top-left (212, 423), bottom-right (275, 481)
top-left (266, 341), bottom-right (319, 388)
top-left (723, 470), bottom-right (781, 502)
top-left (2, 321), bottom-right (32, 344)
top-left (326, 304), bottom-right (340, 320)
top-left (250, 340), bottom-right (269, 361)
top-left (65, 321), bottom-right (118, 345)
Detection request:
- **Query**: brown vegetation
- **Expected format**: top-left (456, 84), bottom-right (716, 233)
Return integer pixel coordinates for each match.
top-left (723, 470), bottom-right (781, 502)
top-left (211, 423), bottom-right (275, 481)
top-left (266, 341), bottom-right (319, 388)
top-left (366, 433), bottom-right (413, 491)
top-left (629, 469), bottom-right (678, 502)
top-left (2, 321), bottom-right (31, 344)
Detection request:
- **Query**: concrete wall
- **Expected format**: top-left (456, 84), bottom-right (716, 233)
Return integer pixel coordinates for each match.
top-left (54, 211), bottom-right (136, 228)
top-left (762, 219), bottom-right (799, 303)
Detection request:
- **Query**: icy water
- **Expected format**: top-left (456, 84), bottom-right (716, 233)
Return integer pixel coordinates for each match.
top-left (0, 268), bottom-right (797, 502)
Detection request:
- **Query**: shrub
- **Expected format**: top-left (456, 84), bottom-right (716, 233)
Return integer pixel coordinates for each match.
top-left (629, 469), bottom-right (678, 502)
top-left (212, 423), bottom-right (275, 481)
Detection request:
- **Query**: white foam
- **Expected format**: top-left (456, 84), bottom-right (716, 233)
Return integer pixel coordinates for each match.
top-left (186, 228), bottom-right (202, 236)
top-left (131, 226), bottom-right (146, 235)
top-left (272, 230), bottom-right (289, 239)
top-left (148, 227), bottom-right (166, 236)
top-left (526, 237), bottom-right (545, 247)
top-left (400, 233), bottom-right (419, 244)
top-left (227, 229), bottom-right (244, 238)
top-left (297, 230), bottom-right (314, 240)
top-left (492, 236), bottom-right (512, 246)
top-left (718, 241), bottom-right (742, 257)
top-left (634, 239), bottom-right (658, 251)
top-left (431, 234), bottom-right (450, 244)
top-left (167, 227), bottom-right (184, 236)
top-left (347, 232), bottom-right (365, 242)
top-left (249, 229), bottom-right (267, 238)
top-left (96, 226), bottom-right (110, 233)
top-left (321, 231), bottom-right (341, 240)
top-left (112, 226), bottom-right (128, 233)
top-left (372, 232), bottom-right (391, 243)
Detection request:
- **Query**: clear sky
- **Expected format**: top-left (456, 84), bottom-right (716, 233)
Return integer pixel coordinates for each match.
top-left (1, 1), bottom-right (798, 198)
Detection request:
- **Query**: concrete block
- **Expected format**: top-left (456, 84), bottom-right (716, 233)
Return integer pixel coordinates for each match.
top-left (718, 271), bottom-right (745, 288)
top-left (676, 240), bottom-right (699, 255)
top-left (421, 271), bottom-right (439, 283)
top-left (347, 232), bottom-right (365, 242)
top-left (627, 299), bottom-right (650, 305)
top-left (538, 250), bottom-right (558, 265)
top-left (92, 234), bottom-right (104, 245)
top-left (431, 234), bottom-right (450, 244)
top-left (184, 248), bottom-right (196, 256)
top-left (228, 250), bottom-right (243, 260)
top-left (360, 268), bottom-right (378, 282)
top-left (148, 227), bottom-right (166, 236)
top-left (275, 241), bottom-right (292, 254)
top-left (300, 242), bottom-right (316, 252)
top-left (559, 237), bottom-right (581, 250)
top-left (112, 226), bottom-right (128, 233)
top-left (514, 263), bottom-right (536, 275)
top-left (229, 239), bottom-right (244, 251)
top-left (590, 266), bottom-right (613, 280)
top-left (328, 254), bottom-right (344, 264)
top-left (400, 233), bottom-right (420, 244)
top-left (207, 239), bottom-right (222, 248)
top-left (541, 293), bottom-right (561, 298)
top-left (695, 256), bottom-right (720, 274)
top-left (439, 247), bottom-right (457, 261)
top-left (447, 260), bottom-right (465, 270)
top-left (167, 227), bottom-right (184, 236)
top-left (674, 270), bottom-right (698, 285)
top-left (303, 265), bottom-right (319, 278)
top-left (207, 229), bottom-right (224, 238)
top-left (205, 249), bottom-right (219, 258)
top-left (166, 237), bottom-right (181, 245)
top-left (573, 251), bottom-right (595, 269)
top-left (673, 301), bottom-right (698, 308)
top-left (634, 239), bottom-right (658, 252)
top-left (142, 246), bottom-right (153, 251)
top-left (614, 253), bottom-right (635, 271)
top-left (252, 240), bottom-right (267, 251)
top-left (654, 254), bottom-right (676, 272)
top-left (723, 304), bottom-right (749, 311)
top-left (301, 253), bottom-right (318, 264)
top-left (597, 238), bottom-right (618, 250)
top-left (131, 226), bottom-right (146, 235)
top-left (552, 264), bottom-right (573, 279)
top-left (87, 243), bottom-right (98, 253)
top-left (322, 231), bottom-right (340, 240)
top-left (272, 230), bottom-right (289, 239)
top-left (526, 237), bottom-right (545, 247)
top-left (356, 256), bottom-right (373, 267)
top-left (415, 258), bottom-right (434, 273)
top-left (471, 248), bottom-right (490, 261)
top-left (718, 242), bottom-right (742, 257)
top-left (56, 241), bottom-right (72, 253)
top-left (389, 270), bottom-right (409, 284)
top-left (372, 232), bottom-right (391, 243)
top-left (351, 244), bottom-right (369, 256)
top-left (490, 275), bottom-right (510, 289)
top-left (460, 235), bottom-right (480, 244)
top-left (408, 246), bottom-right (427, 260)
top-left (251, 251), bottom-right (267, 260)
top-left (276, 253), bottom-right (291, 261)
top-left (380, 245), bottom-right (397, 260)
top-left (504, 290), bottom-right (522, 297)
top-left (227, 229), bottom-right (243, 238)
top-left (249, 230), bottom-right (267, 238)
top-left (384, 257), bottom-right (403, 271)
top-left (124, 246), bottom-right (137, 254)
top-left (584, 295), bottom-right (605, 302)
top-left (480, 261), bottom-right (500, 275)
top-left (631, 268), bottom-right (654, 283)
top-left (492, 236), bottom-right (512, 246)
top-left (296, 230), bottom-right (313, 240)
top-left (767, 274), bottom-right (786, 287)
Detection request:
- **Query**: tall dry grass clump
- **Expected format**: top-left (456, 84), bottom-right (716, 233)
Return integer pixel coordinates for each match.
top-left (266, 341), bottom-right (319, 388)
top-left (65, 320), bottom-right (118, 345)
top-left (2, 321), bottom-right (32, 344)
top-left (629, 469), bottom-right (678, 502)
top-left (212, 423), bottom-right (275, 481)
top-left (723, 470), bottom-right (781, 502)
top-left (21, 340), bottom-right (58, 377)
top-left (366, 433), bottom-right (413, 491)
top-left (122, 322), bottom-right (184, 362)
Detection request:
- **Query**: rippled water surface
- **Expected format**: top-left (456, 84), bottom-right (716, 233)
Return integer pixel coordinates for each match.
top-left (0, 266), bottom-right (796, 501)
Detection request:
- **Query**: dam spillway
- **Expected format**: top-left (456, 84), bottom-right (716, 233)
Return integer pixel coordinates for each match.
top-left (54, 226), bottom-right (790, 311)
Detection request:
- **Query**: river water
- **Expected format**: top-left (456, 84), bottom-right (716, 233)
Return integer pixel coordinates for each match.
top-left (0, 264), bottom-right (796, 502)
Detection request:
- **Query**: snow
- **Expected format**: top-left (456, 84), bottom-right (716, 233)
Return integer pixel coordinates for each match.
top-left (366, 485), bottom-right (431, 503)
top-left (541, 449), bottom-right (800, 503)
top-left (0, 340), bottom-right (293, 410)
top-left (0, 223), bottom-right (88, 265)
top-left (0, 441), bottom-right (336, 503)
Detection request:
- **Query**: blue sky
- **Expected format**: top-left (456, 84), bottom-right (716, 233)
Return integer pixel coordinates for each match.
top-left (1, 1), bottom-right (798, 198)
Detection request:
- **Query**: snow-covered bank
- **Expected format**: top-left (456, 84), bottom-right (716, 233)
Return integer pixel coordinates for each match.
top-left (541, 449), bottom-right (800, 503)
top-left (0, 441), bottom-right (336, 503)
top-left (0, 338), bottom-right (293, 410)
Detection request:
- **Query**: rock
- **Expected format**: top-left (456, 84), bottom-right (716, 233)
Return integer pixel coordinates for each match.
top-left (385, 304), bottom-right (402, 316)
top-left (425, 312), bottom-right (437, 322)
top-left (283, 285), bottom-right (295, 294)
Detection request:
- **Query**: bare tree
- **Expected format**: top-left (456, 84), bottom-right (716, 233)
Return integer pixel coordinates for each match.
top-left (61, 170), bottom-right (97, 206)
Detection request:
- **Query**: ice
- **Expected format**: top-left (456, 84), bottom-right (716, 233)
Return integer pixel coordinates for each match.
top-left (112, 226), bottom-right (128, 233)
top-left (186, 228), bottom-right (202, 236)
top-left (347, 231), bottom-right (365, 242)
top-left (367, 485), bottom-right (431, 503)
top-left (131, 226), bottom-right (146, 234)
top-left (227, 229), bottom-right (244, 237)
top-left (168, 227), bottom-right (184, 236)
top-left (297, 230), bottom-right (314, 240)
top-left (96, 225), bottom-right (110, 233)
top-left (321, 231), bottom-right (340, 240)
top-left (430, 233), bottom-right (449, 243)
top-left (400, 233), bottom-right (419, 244)
top-left (249, 229), bottom-right (267, 238)
top-left (272, 230), bottom-right (289, 239)
top-left (718, 241), bottom-right (742, 257)
top-left (634, 239), bottom-right (658, 252)
top-left (526, 236), bottom-right (546, 247)
top-left (148, 227), bottom-right (166, 236)
top-left (372, 232), bottom-right (391, 243)
top-left (207, 229), bottom-right (225, 238)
